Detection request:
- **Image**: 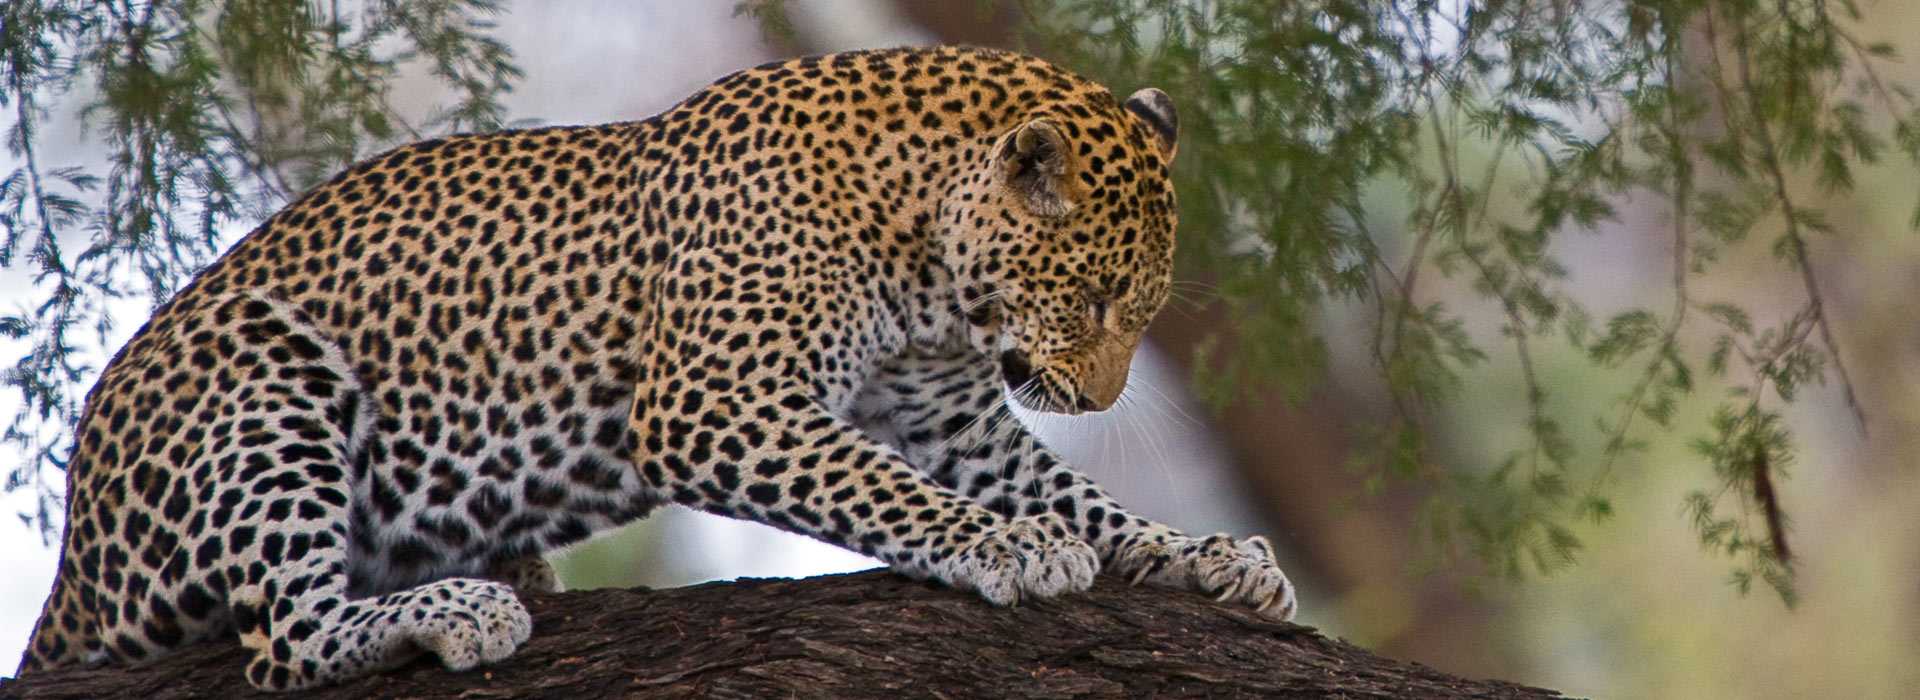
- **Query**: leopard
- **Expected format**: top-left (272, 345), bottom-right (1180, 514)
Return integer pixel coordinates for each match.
top-left (13, 45), bottom-right (1297, 691)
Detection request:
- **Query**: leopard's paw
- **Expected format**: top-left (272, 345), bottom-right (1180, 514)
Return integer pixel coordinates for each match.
top-left (946, 512), bottom-right (1099, 606)
top-left (401, 579), bottom-right (534, 672)
top-left (1119, 533), bottom-right (1297, 621)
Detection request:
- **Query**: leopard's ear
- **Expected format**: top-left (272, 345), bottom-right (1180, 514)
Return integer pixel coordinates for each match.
top-left (1124, 87), bottom-right (1178, 161)
top-left (999, 119), bottom-right (1074, 218)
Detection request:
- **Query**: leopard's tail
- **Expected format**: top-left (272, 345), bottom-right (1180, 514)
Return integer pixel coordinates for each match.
top-left (15, 557), bottom-right (97, 676)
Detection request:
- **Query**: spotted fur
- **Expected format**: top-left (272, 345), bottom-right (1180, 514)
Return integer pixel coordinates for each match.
top-left (14, 46), bottom-right (1295, 691)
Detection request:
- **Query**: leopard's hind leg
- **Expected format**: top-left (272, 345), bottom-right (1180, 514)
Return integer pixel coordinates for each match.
top-left (173, 293), bottom-right (531, 690)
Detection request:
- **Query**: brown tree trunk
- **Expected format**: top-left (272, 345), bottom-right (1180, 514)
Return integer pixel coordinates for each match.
top-left (0, 571), bottom-right (1558, 699)
top-left (1144, 297), bottom-right (1505, 677)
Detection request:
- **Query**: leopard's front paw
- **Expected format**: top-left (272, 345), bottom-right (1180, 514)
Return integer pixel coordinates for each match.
top-left (945, 512), bottom-right (1098, 606)
top-left (1119, 533), bottom-right (1297, 621)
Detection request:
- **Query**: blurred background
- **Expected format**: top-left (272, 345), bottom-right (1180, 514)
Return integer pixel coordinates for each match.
top-left (3, 2), bottom-right (1918, 698)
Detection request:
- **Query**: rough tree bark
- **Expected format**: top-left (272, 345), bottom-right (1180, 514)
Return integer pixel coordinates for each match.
top-left (1, 571), bottom-right (1559, 699)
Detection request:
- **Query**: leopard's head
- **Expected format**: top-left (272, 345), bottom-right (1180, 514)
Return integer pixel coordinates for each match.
top-left (945, 87), bottom-right (1179, 414)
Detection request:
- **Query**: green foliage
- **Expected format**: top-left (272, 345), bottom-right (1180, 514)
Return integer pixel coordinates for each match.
top-left (1, 0), bottom-right (519, 539)
top-left (742, 0), bottom-right (1918, 604)
top-left (731, 1), bottom-right (798, 43)
top-left (1686, 405), bottom-right (1799, 606)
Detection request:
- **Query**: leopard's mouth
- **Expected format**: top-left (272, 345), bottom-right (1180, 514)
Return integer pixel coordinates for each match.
top-left (999, 353), bottom-right (1097, 415)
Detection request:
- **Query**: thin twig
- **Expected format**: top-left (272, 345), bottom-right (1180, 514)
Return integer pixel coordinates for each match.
top-left (1593, 30), bottom-right (1696, 494)
top-left (1425, 100), bottom-right (1552, 477)
top-left (1727, 3), bottom-right (1870, 436)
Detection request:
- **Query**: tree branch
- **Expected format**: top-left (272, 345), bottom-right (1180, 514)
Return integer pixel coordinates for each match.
top-left (1, 571), bottom-right (1560, 699)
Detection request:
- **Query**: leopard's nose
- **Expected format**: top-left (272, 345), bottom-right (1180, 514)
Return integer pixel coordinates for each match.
top-left (999, 349), bottom-right (1034, 389)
